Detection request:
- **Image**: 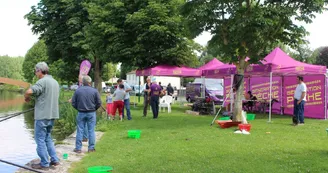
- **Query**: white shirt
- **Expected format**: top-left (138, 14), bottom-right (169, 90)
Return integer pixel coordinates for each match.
top-left (294, 82), bottom-right (307, 101)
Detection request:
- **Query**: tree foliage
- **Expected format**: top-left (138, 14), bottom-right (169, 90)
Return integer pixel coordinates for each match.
top-left (0, 55), bottom-right (25, 80)
top-left (316, 47), bottom-right (328, 67)
top-left (23, 40), bottom-right (79, 84)
top-left (25, 0), bottom-right (102, 90)
top-left (22, 40), bottom-right (49, 83)
top-left (288, 44), bottom-right (315, 64)
top-left (182, 0), bottom-right (327, 120)
top-left (198, 44), bottom-right (225, 65)
top-left (84, 0), bottom-right (199, 68)
top-left (102, 63), bottom-right (118, 81)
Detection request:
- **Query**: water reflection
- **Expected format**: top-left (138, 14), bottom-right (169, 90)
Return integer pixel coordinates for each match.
top-left (0, 91), bottom-right (36, 173)
top-left (0, 114), bottom-right (37, 173)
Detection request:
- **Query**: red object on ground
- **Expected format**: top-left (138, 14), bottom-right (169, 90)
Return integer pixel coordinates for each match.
top-left (238, 124), bottom-right (252, 132)
top-left (216, 121), bottom-right (242, 129)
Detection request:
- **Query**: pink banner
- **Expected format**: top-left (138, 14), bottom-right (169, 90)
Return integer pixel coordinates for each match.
top-left (283, 75), bottom-right (325, 119)
top-left (224, 77), bottom-right (249, 106)
top-left (79, 60), bottom-right (91, 86)
top-left (250, 77), bottom-right (282, 113)
top-left (79, 60), bottom-right (91, 75)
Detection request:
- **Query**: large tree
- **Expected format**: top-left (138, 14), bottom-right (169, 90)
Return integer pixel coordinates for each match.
top-left (316, 47), bottom-right (328, 67)
top-left (85, 0), bottom-right (199, 69)
top-left (182, 0), bottom-right (327, 121)
top-left (25, 0), bottom-right (200, 91)
top-left (25, 0), bottom-right (104, 91)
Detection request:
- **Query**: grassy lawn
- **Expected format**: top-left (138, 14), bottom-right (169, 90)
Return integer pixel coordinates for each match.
top-left (68, 100), bottom-right (328, 173)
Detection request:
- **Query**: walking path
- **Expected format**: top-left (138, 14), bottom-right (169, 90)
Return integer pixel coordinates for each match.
top-left (16, 131), bottom-right (104, 173)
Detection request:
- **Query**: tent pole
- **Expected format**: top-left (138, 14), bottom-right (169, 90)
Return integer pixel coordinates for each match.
top-left (138, 76), bottom-right (141, 103)
top-left (230, 74), bottom-right (234, 113)
top-left (268, 72), bottom-right (273, 122)
top-left (281, 76), bottom-right (284, 115)
top-left (325, 75), bottom-right (327, 120)
top-left (202, 76), bottom-right (205, 98)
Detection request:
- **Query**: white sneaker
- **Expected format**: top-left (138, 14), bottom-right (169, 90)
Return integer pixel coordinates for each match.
top-left (234, 130), bottom-right (242, 134)
top-left (242, 130), bottom-right (250, 135)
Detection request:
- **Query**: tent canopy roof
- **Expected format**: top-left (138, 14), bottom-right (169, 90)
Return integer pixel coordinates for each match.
top-left (198, 58), bottom-right (225, 70)
top-left (136, 64), bottom-right (202, 77)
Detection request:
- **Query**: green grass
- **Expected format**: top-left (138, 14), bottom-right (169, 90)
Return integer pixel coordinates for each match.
top-left (69, 103), bottom-right (328, 173)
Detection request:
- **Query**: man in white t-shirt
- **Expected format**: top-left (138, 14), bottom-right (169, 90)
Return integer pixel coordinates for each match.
top-left (293, 76), bottom-right (307, 125)
top-left (117, 79), bottom-right (132, 120)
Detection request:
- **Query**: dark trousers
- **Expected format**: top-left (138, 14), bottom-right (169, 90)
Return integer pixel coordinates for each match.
top-left (150, 96), bottom-right (159, 118)
top-left (293, 99), bottom-right (305, 124)
top-left (143, 94), bottom-right (150, 116)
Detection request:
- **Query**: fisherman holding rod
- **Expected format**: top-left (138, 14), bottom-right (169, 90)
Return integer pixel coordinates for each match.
top-left (24, 62), bottom-right (60, 170)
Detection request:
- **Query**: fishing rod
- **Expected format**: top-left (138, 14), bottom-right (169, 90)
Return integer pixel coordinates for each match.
top-left (0, 101), bottom-right (71, 123)
top-left (0, 159), bottom-right (43, 173)
top-left (0, 108), bottom-right (35, 123)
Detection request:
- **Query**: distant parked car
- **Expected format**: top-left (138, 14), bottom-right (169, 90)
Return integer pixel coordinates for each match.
top-left (70, 85), bottom-right (79, 90)
top-left (61, 85), bottom-right (69, 90)
top-left (103, 86), bottom-right (113, 93)
top-left (131, 85), bottom-right (143, 96)
top-left (186, 83), bottom-right (223, 105)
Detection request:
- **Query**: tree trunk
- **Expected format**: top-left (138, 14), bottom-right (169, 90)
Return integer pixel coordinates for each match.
top-left (94, 56), bottom-right (102, 93)
top-left (233, 59), bottom-right (246, 122)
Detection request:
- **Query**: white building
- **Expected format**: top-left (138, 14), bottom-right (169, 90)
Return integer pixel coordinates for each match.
top-left (126, 70), bottom-right (181, 89)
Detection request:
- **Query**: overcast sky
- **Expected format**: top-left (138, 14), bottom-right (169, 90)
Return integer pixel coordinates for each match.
top-left (1, 0), bottom-right (327, 57)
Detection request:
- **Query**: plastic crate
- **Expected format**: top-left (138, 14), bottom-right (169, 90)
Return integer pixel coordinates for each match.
top-left (88, 166), bottom-right (113, 173)
top-left (219, 117), bottom-right (230, 120)
top-left (128, 130), bottom-right (141, 139)
top-left (238, 124), bottom-right (252, 132)
top-left (247, 114), bottom-right (256, 121)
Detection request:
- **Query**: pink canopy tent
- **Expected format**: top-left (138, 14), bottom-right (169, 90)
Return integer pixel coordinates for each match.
top-left (202, 47), bottom-right (327, 120)
top-left (198, 58), bottom-right (225, 70)
top-left (203, 47), bottom-right (326, 77)
top-left (136, 64), bottom-right (202, 77)
top-left (262, 47), bottom-right (326, 75)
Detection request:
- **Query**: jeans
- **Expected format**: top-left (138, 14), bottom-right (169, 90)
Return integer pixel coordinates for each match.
top-left (75, 111), bottom-right (96, 150)
top-left (122, 99), bottom-right (132, 120)
top-left (34, 120), bottom-right (59, 167)
top-left (150, 96), bottom-right (159, 118)
top-left (293, 99), bottom-right (305, 124)
top-left (83, 123), bottom-right (88, 139)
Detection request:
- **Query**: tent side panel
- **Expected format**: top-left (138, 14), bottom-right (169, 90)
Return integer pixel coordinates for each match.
top-left (283, 75), bottom-right (325, 119)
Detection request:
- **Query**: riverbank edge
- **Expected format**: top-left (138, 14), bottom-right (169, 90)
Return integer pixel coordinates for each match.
top-left (16, 131), bottom-right (104, 173)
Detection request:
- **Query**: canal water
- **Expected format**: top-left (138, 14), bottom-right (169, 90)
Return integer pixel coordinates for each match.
top-left (0, 91), bottom-right (38, 173)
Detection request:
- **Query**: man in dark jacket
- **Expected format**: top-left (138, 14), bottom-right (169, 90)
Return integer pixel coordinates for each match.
top-left (166, 83), bottom-right (174, 96)
top-left (72, 75), bottom-right (102, 153)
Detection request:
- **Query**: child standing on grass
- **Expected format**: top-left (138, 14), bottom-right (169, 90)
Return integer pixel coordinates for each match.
top-left (106, 92), bottom-right (113, 119)
top-left (112, 84), bottom-right (126, 121)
